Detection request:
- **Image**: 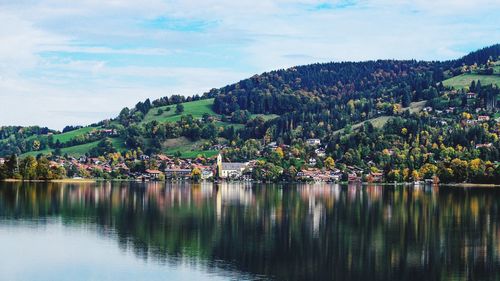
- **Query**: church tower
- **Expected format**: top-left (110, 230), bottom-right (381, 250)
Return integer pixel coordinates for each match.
top-left (216, 153), bottom-right (223, 178)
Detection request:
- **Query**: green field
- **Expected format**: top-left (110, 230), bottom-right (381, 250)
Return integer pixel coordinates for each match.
top-left (161, 136), bottom-right (219, 158)
top-left (52, 126), bottom-right (101, 143)
top-left (143, 98), bottom-right (279, 124)
top-left (142, 99), bottom-right (217, 124)
top-left (443, 74), bottom-right (500, 89)
top-left (333, 116), bottom-right (394, 135)
top-left (21, 137), bottom-right (126, 157)
top-left (250, 114), bottom-right (280, 121)
top-left (494, 65), bottom-right (500, 74)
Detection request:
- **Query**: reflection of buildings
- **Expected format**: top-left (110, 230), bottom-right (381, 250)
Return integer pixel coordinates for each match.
top-left (215, 182), bottom-right (255, 220)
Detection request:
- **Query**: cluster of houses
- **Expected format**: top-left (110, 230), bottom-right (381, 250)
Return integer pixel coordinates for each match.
top-left (20, 149), bottom-right (369, 182)
top-left (52, 153), bottom-right (254, 181)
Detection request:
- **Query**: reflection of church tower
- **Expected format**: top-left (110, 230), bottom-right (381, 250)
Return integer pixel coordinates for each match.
top-left (217, 153), bottom-right (223, 178)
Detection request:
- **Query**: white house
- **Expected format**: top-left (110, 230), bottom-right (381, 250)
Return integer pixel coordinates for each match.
top-left (315, 148), bottom-right (326, 157)
top-left (201, 168), bottom-right (214, 180)
top-left (306, 139), bottom-right (321, 146)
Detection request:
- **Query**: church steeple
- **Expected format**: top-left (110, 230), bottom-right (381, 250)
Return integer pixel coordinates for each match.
top-left (217, 153), bottom-right (223, 178)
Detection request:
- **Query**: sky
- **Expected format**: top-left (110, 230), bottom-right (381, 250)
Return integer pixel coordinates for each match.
top-left (0, 0), bottom-right (499, 129)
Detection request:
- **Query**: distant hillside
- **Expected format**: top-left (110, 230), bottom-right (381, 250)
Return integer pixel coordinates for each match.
top-left (452, 44), bottom-right (500, 67)
top-left (1, 44), bottom-right (499, 163)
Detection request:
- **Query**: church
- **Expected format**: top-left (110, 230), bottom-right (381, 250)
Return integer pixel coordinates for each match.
top-left (216, 153), bottom-right (249, 179)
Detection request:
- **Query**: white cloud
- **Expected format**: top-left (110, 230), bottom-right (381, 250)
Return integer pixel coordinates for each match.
top-left (0, 0), bottom-right (498, 129)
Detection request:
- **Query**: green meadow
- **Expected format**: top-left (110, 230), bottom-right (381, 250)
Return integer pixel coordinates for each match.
top-left (142, 98), bottom-right (217, 123)
top-left (21, 138), bottom-right (125, 157)
top-left (443, 74), bottom-right (500, 89)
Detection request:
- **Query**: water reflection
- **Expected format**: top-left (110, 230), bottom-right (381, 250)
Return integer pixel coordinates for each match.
top-left (0, 182), bottom-right (499, 281)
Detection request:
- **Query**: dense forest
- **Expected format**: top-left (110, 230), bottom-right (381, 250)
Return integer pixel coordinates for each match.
top-left (1, 44), bottom-right (499, 183)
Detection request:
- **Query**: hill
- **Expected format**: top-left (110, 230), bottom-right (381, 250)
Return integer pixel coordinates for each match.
top-left (0, 44), bottom-right (499, 180)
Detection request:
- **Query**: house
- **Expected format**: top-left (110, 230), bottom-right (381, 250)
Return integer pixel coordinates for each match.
top-left (315, 148), bottom-right (326, 157)
top-left (348, 173), bottom-right (361, 183)
top-left (478, 115), bottom-right (490, 122)
top-left (466, 92), bottom-right (477, 99)
top-left (139, 155), bottom-right (150, 161)
top-left (99, 129), bottom-right (117, 136)
top-left (267, 141), bottom-right (277, 148)
top-left (89, 158), bottom-right (101, 165)
top-left (145, 169), bottom-right (162, 179)
top-left (0, 158), bottom-right (5, 165)
top-left (306, 139), bottom-right (321, 146)
top-left (476, 143), bottom-right (493, 149)
top-left (164, 168), bottom-right (191, 179)
top-left (308, 158), bottom-right (317, 166)
top-left (445, 107), bottom-right (455, 114)
top-left (201, 169), bottom-right (214, 180)
top-left (297, 168), bottom-right (337, 182)
top-left (156, 154), bottom-right (171, 162)
top-left (369, 172), bottom-right (383, 183)
top-left (192, 164), bottom-right (214, 180)
top-left (465, 119), bottom-right (477, 125)
top-left (217, 153), bottom-right (249, 179)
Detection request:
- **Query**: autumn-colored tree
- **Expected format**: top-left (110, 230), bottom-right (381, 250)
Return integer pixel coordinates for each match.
top-left (191, 167), bottom-right (201, 182)
top-left (324, 157), bottom-right (335, 170)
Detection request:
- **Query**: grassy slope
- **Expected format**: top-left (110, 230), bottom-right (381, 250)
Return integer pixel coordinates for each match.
top-left (52, 126), bottom-right (100, 143)
top-left (161, 136), bottom-right (218, 158)
top-left (142, 99), bottom-right (216, 123)
top-left (333, 116), bottom-right (394, 135)
top-left (332, 101), bottom-right (426, 136)
top-left (250, 114), bottom-right (280, 121)
top-left (21, 138), bottom-right (125, 157)
top-left (143, 98), bottom-right (278, 124)
top-left (443, 74), bottom-right (500, 89)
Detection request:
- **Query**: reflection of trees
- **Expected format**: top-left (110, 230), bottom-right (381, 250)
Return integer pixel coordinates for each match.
top-left (0, 182), bottom-right (499, 281)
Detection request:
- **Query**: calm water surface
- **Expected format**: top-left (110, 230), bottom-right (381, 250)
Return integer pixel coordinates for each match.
top-left (0, 182), bottom-right (499, 281)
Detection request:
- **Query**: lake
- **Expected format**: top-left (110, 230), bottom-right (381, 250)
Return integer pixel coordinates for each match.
top-left (0, 182), bottom-right (499, 281)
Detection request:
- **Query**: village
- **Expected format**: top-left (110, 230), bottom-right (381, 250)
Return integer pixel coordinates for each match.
top-left (0, 137), bottom-right (382, 183)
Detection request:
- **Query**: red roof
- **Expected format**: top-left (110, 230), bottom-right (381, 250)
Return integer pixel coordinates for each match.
top-left (145, 169), bottom-right (161, 174)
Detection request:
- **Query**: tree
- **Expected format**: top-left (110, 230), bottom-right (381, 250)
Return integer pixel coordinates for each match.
top-left (0, 163), bottom-right (7, 180)
top-left (324, 157), bottom-right (335, 170)
top-left (176, 104), bottom-right (184, 114)
top-left (402, 92), bottom-right (411, 107)
top-left (36, 157), bottom-right (52, 180)
top-left (411, 170), bottom-right (420, 181)
top-left (32, 140), bottom-right (41, 151)
top-left (6, 154), bottom-right (19, 178)
top-left (20, 156), bottom-right (37, 180)
top-left (419, 163), bottom-right (438, 179)
top-left (450, 158), bottom-right (468, 182)
top-left (191, 167), bottom-right (201, 182)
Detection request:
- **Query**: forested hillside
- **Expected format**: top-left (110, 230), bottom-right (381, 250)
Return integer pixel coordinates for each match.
top-left (1, 44), bottom-right (499, 183)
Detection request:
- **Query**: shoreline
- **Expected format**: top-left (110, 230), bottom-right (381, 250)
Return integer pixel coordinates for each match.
top-left (2, 179), bottom-right (96, 183)
top-left (1, 179), bottom-right (500, 187)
